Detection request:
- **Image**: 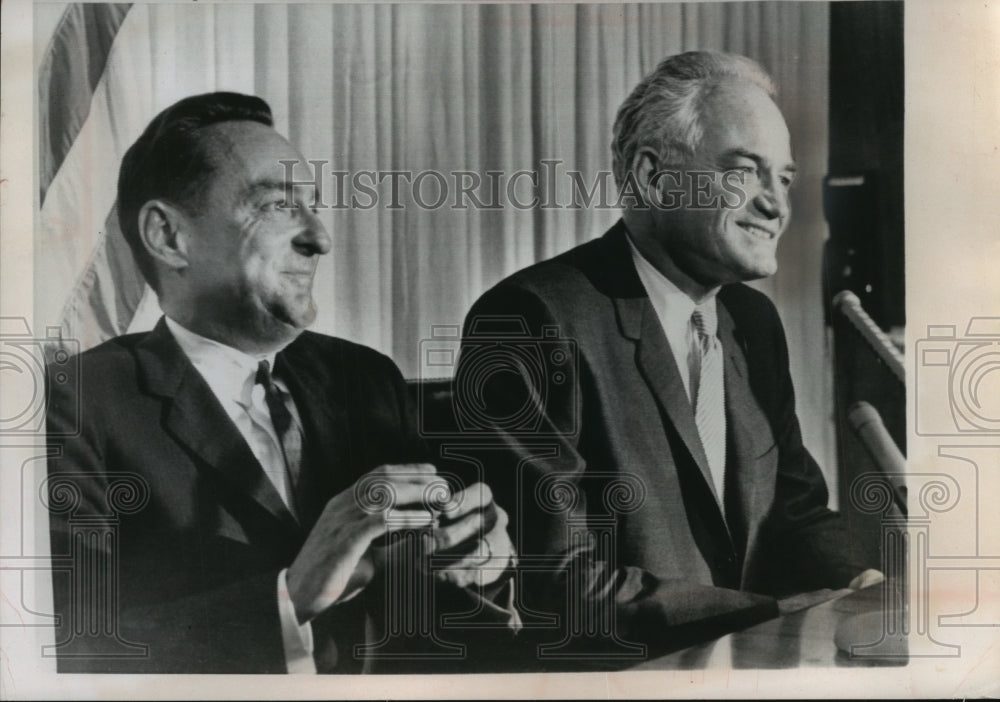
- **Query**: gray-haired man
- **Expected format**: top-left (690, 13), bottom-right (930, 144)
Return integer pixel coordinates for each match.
top-left (460, 51), bottom-right (881, 662)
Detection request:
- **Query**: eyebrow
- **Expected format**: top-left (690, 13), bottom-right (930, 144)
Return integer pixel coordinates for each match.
top-left (240, 179), bottom-right (317, 204)
top-left (723, 148), bottom-right (798, 173)
top-left (241, 179), bottom-right (288, 199)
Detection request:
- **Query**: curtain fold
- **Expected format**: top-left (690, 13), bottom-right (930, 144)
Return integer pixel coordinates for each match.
top-left (37, 1), bottom-right (833, 473)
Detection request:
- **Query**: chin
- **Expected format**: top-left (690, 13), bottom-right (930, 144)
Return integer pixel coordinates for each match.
top-left (249, 308), bottom-right (312, 347)
top-left (725, 264), bottom-right (774, 284)
top-left (754, 264), bottom-right (778, 279)
top-left (739, 254), bottom-right (778, 279)
top-left (281, 306), bottom-right (318, 332)
top-left (267, 294), bottom-right (317, 325)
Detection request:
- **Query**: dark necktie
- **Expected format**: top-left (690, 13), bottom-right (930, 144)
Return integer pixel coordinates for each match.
top-left (255, 359), bottom-right (304, 518)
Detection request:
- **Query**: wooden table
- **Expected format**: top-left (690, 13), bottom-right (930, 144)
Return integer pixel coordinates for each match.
top-left (631, 584), bottom-right (907, 670)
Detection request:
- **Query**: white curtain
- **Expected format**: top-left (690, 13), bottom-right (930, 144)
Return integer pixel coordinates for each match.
top-left (37, 2), bottom-right (834, 480)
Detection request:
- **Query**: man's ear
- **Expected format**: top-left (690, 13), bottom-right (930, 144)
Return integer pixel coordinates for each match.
top-left (137, 200), bottom-right (190, 272)
top-left (631, 147), bottom-right (661, 194)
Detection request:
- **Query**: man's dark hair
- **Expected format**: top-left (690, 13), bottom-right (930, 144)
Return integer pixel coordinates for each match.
top-left (117, 92), bottom-right (274, 291)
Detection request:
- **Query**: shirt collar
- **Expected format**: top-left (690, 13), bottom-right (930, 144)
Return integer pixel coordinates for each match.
top-left (164, 316), bottom-right (279, 406)
top-left (626, 236), bottom-right (718, 339)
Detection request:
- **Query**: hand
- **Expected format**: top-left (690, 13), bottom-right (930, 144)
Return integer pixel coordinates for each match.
top-left (429, 482), bottom-right (515, 589)
top-left (286, 463), bottom-right (439, 624)
top-left (777, 588), bottom-right (850, 615)
top-left (848, 568), bottom-right (885, 590)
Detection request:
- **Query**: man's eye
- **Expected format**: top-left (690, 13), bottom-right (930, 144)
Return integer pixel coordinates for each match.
top-left (260, 199), bottom-right (293, 214)
top-left (728, 165), bottom-right (758, 180)
top-left (780, 175), bottom-right (795, 189)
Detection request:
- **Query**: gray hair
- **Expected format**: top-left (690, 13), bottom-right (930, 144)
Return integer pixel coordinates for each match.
top-left (611, 51), bottom-right (777, 188)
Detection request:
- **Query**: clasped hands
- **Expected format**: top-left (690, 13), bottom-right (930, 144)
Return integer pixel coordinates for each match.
top-left (286, 463), bottom-right (513, 624)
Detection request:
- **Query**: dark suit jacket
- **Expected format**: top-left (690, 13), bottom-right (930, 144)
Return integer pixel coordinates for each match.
top-left (46, 319), bottom-right (512, 673)
top-left (460, 221), bottom-right (869, 663)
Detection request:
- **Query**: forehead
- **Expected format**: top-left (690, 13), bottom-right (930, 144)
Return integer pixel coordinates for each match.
top-left (200, 121), bottom-right (305, 189)
top-left (695, 81), bottom-right (792, 163)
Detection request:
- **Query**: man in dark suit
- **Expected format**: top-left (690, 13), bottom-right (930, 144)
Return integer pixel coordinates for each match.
top-left (459, 51), bottom-right (881, 664)
top-left (46, 92), bottom-right (516, 673)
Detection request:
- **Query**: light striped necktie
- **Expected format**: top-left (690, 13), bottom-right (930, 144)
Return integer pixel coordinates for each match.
top-left (690, 307), bottom-right (727, 505)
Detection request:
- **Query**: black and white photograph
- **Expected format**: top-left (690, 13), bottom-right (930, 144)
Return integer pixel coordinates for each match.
top-left (0, 0), bottom-right (998, 697)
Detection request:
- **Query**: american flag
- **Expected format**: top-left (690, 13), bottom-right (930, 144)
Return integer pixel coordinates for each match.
top-left (37, 3), bottom-right (265, 352)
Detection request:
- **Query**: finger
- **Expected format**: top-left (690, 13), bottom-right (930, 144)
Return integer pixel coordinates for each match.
top-left (383, 508), bottom-right (437, 531)
top-left (433, 561), bottom-right (480, 589)
top-left (777, 588), bottom-right (847, 615)
top-left (848, 568), bottom-right (885, 590)
top-left (371, 510), bottom-right (437, 546)
top-left (439, 482), bottom-right (494, 522)
top-left (493, 502), bottom-right (510, 531)
top-left (464, 501), bottom-right (498, 534)
top-left (372, 463), bottom-right (438, 481)
top-left (317, 481), bottom-right (438, 538)
top-left (433, 509), bottom-right (489, 554)
top-left (354, 478), bottom-right (443, 512)
top-left (437, 548), bottom-right (498, 581)
top-left (435, 531), bottom-right (513, 587)
top-left (439, 499), bottom-right (497, 534)
top-left (363, 507), bottom-right (437, 550)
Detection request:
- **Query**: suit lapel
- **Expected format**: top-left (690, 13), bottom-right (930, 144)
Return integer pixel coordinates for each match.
top-left (603, 224), bottom-right (721, 510)
top-left (595, 223), bottom-right (782, 581)
top-left (623, 299), bottom-right (721, 502)
top-left (135, 318), bottom-right (300, 534)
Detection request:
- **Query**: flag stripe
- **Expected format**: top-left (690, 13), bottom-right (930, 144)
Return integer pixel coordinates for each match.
top-left (58, 204), bottom-right (147, 346)
top-left (39, 3), bottom-right (266, 350)
top-left (37, 4), bottom-right (155, 347)
top-left (38, 3), bottom-right (131, 206)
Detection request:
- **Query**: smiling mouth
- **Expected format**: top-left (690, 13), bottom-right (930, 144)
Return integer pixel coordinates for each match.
top-left (737, 222), bottom-right (777, 240)
top-left (283, 270), bottom-right (315, 283)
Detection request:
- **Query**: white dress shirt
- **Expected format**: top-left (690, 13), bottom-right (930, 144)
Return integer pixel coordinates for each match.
top-left (626, 237), bottom-right (719, 404)
top-left (164, 317), bottom-right (317, 674)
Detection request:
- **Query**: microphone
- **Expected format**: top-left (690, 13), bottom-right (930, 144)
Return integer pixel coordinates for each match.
top-left (833, 290), bottom-right (904, 385)
top-left (847, 401), bottom-right (907, 517)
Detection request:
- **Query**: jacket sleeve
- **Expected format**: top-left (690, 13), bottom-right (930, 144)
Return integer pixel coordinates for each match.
top-left (743, 297), bottom-right (871, 595)
top-left (459, 284), bottom-right (778, 666)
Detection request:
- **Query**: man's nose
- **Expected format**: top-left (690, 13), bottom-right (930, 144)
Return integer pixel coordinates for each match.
top-left (295, 207), bottom-right (333, 255)
top-left (752, 178), bottom-right (790, 221)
